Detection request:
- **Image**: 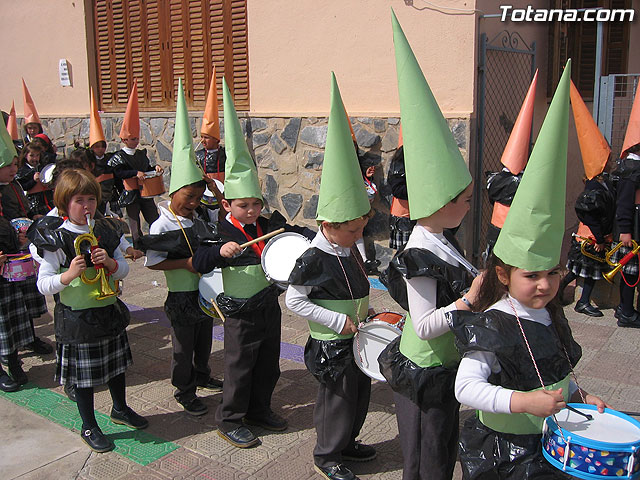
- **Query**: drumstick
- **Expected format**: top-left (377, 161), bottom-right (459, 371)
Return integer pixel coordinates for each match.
top-left (565, 404), bottom-right (592, 421)
top-left (210, 298), bottom-right (226, 323)
top-left (239, 228), bottom-right (285, 249)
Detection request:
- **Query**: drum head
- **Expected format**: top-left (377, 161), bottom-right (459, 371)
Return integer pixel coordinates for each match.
top-left (353, 322), bottom-right (402, 382)
top-left (553, 404), bottom-right (640, 445)
top-left (41, 163), bottom-right (55, 185)
top-left (198, 269), bottom-right (223, 318)
top-left (261, 232), bottom-right (310, 287)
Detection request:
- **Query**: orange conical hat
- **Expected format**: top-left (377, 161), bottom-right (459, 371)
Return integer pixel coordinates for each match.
top-left (22, 78), bottom-right (41, 126)
top-left (119, 80), bottom-right (140, 139)
top-left (6, 101), bottom-right (19, 140)
top-left (344, 107), bottom-right (357, 144)
top-left (621, 87), bottom-right (640, 158)
top-left (89, 88), bottom-right (106, 147)
top-left (500, 70), bottom-right (538, 174)
top-left (570, 80), bottom-right (610, 179)
top-left (200, 68), bottom-right (221, 139)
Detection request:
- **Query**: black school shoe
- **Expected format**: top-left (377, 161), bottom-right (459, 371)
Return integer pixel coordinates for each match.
top-left (81, 427), bottom-right (115, 453)
top-left (178, 397), bottom-right (208, 416)
top-left (0, 368), bottom-right (18, 392)
top-left (314, 464), bottom-right (359, 480)
top-left (243, 409), bottom-right (288, 431)
top-left (217, 426), bottom-right (261, 448)
top-left (25, 337), bottom-right (54, 355)
top-left (616, 310), bottom-right (640, 328)
top-left (110, 406), bottom-right (149, 429)
top-left (196, 377), bottom-right (223, 392)
top-left (574, 301), bottom-right (604, 317)
top-left (7, 361), bottom-right (27, 386)
top-left (341, 441), bottom-right (377, 462)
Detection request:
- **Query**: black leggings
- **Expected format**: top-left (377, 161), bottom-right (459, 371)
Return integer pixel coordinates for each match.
top-left (75, 373), bottom-right (127, 430)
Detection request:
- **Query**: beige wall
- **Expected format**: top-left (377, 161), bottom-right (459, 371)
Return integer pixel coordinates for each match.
top-left (0, 1), bottom-right (91, 118)
top-left (246, 0), bottom-right (478, 117)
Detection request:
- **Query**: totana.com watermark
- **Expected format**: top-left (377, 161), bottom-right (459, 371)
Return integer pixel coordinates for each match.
top-left (500, 5), bottom-right (635, 22)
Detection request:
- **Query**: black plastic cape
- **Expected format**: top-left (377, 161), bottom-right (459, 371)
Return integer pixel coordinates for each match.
top-left (27, 216), bottom-right (121, 267)
top-left (290, 245), bottom-right (370, 384)
top-left (380, 235), bottom-right (470, 312)
top-left (288, 246), bottom-right (370, 301)
top-left (378, 337), bottom-right (457, 405)
top-left (448, 308), bottom-right (581, 479)
top-left (304, 337), bottom-right (354, 384)
top-left (26, 215), bottom-right (129, 344)
top-left (378, 239), bottom-right (471, 404)
top-left (486, 170), bottom-right (522, 206)
top-left (574, 177), bottom-right (615, 238)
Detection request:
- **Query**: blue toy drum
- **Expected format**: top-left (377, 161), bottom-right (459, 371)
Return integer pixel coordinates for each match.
top-left (542, 404), bottom-right (640, 479)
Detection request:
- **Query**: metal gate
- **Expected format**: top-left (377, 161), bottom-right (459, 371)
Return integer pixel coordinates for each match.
top-left (473, 30), bottom-right (536, 264)
top-left (597, 74), bottom-right (639, 158)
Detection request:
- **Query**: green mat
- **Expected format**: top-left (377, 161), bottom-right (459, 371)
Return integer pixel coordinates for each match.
top-left (0, 383), bottom-right (178, 465)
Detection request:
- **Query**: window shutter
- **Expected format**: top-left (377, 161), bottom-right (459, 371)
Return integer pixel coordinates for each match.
top-left (93, 0), bottom-right (248, 111)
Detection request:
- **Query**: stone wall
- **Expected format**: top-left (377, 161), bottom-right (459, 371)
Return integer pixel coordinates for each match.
top-left (20, 114), bottom-right (470, 267)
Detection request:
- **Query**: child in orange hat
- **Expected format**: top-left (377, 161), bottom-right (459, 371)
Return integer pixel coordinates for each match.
top-left (195, 69), bottom-right (226, 181)
top-left (107, 81), bottom-right (163, 246)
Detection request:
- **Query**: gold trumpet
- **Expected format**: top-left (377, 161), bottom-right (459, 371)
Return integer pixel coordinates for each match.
top-left (74, 214), bottom-right (119, 299)
top-left (573, 234), bottom-right (610, 264)
top-left (603, 240), bottom-right (640, 283)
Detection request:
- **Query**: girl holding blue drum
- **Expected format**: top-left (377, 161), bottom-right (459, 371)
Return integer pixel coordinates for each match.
top-left (449, 62), bottom-right (609, 479)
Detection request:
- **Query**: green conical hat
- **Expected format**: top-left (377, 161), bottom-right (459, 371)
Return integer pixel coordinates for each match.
top-left (0, 118), bottom-right (18, 168)
top-left (316, 73), bottom-right (371, 223)
top-left (493, 60), bottom-right (572, 271)
top-left (392, 9), bottom-right (471, 219)
top-left (169, 79), bottom-right (203, 195)
top-left (222, 78), bottom-right (262, 201)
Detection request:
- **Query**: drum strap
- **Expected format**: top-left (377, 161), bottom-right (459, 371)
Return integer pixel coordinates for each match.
top-left (10, 183), bottom-right (27, 217)
top-left (230, 215), bottom-right (265, 257)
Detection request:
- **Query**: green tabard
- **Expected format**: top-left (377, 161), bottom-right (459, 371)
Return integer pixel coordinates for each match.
top-left (222, 264), bottom-right (271, 299)
top-left (59, 267), bottom-right (118, 310)
top-left (307, 297), bottom-right (369, 341)
top-left (478, 376), bottom-right (570, 435)
top-left (399, 313), bottom-right (460, 368)
top-left (164, 268), bottom-right (200, 292)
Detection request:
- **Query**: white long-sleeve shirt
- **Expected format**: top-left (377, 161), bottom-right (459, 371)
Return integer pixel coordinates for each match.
top-left (455, 295), bottom-right (577, 414)
top-left (404, 225), bottom-right (463, 340)
top-left (36, 219), bottom-right (129, 296)
top-left (285, 229), bottom-right (355, 334)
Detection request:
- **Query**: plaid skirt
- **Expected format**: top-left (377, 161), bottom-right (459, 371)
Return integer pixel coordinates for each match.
top-left (566, 238), bottom-right (608, 280)
top-left (16, 275), bottom-right (48, 318)
top-left (389, 215), bottom-right (416, 250)
top-left (609, 243), bottom-right (640, 277)
top-left (55, 330), bottom-right (133, 388)
top-left (0, 279), bottom-right (35, 355)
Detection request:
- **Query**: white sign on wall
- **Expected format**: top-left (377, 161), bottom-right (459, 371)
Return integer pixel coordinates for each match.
top-left (59, 59), bottom-right (71, 87)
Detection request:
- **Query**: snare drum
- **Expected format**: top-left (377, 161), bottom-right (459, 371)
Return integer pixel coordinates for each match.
top-left (198, 269), bottom-right (224, 318)
top-left (140, 171), bottom-right (165, 197)
top-left (353, 312), bottom-right (405, 382)
top-left (10, 218), bottom-right (33, 233)
top-left (542, 403), bottom-right (640, 479)
top-left (2, 254), bottom-right (36, 282)
top-left (40, 163), bottom-right (56, 187)
top-left (261, 232), bottom-right (311, 289)
top-left (201, 179), bottom-right (224, 207)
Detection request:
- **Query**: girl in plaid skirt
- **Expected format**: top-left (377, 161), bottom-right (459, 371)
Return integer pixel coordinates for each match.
top-left (560, 173), bottom-right (615, 317)
top-left (32, 169), bottom-right (147, 453)
top-left (0, 185), bottom-right (34, 392)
